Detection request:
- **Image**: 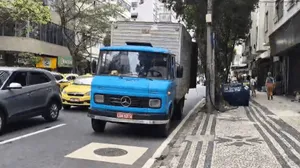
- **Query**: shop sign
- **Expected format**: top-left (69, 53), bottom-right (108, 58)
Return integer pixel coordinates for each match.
top-left (36, 56), bottom-right (57, 69)
top-left (58, 56), bottom-right (73, 67)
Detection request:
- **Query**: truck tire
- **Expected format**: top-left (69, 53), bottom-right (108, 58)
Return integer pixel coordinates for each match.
top-left (0, 111), bottom-right (6, 135)
top-left (157, 121), bottom-right (170, 138)
top-left (91, 119), bottom-right (106, 133)
top-left (173, 99), bottom-right (184, 120)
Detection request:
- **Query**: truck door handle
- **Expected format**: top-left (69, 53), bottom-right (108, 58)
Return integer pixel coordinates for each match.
top-left (27, 93), bottom-right (31, 96)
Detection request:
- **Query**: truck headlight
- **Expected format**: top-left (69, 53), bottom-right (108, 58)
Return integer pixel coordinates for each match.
top-left (94, 94), bottom-right (104, 103)
top-left (149, 99), bottom-right (161, 108)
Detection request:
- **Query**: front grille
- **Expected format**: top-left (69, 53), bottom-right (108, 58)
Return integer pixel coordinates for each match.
top-left (66, 101), bottom-right (84, 104)
top-left (67, 92), bottom-right (84, 97)
top-left (104, 94), bottom-right (149, 108)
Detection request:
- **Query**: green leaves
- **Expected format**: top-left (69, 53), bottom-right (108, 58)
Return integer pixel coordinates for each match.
top-left (52, 0), bottom-right (124, 72)
top-left (166, 0), bottom-right (258, 82)
top-left (0, 0), bottom-right (51, 25)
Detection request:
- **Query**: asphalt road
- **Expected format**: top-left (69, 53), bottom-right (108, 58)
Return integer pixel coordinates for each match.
top-left (0, 86), bottom-right (205, 168)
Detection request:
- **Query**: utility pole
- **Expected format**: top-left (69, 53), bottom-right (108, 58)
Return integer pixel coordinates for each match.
top-left (206, 0), bottom-right (214, 113)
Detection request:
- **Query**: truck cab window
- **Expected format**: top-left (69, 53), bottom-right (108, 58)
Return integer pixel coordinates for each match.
top-left (98, 51), bottom-right (168, 79)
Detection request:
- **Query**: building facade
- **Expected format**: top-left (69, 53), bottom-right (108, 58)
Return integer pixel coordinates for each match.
top-left (243, 0), bottom-right (300, 94)
top-left (268, 0), bottom-right (300, 95)
top-left (0, 3), bottom-right (74, 72)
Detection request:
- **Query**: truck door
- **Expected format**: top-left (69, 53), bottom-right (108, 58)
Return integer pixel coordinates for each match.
top-left (169, 56), bottom-right (176, 97)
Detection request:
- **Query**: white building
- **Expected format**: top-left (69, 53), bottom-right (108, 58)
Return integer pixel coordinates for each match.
top-left (130, 0), bottom-right (177, 22)
top-left (244, 0), bottom-right (300, 94)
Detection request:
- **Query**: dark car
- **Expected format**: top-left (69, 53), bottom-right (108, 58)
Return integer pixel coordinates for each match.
top-left (0, 67), bottom-right (62, 135)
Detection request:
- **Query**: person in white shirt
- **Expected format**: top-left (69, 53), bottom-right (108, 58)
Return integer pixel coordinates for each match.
top-left (250, 76), bottom-right (256, 97)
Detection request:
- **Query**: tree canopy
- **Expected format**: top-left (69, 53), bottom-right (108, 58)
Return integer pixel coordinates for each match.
top-left (0, 0), bottom-right (51, 25)
top-left (167, 0), bottom-right (258, 82)
top-left (52, 0), bottom-right (123, 73)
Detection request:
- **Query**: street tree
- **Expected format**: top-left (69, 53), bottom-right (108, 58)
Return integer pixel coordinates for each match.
top-left (0, 0), bottom-right (51, 31)
top-left (52, 0), bottom-right (123, 73)
top-left (103, 31), bottom-right (111, 46)
top-left (166, 0), bottom-right (258, 104)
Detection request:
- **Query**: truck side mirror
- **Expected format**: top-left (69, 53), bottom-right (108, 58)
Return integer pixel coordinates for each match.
top-left (176, 66), bottom-right (183, 78)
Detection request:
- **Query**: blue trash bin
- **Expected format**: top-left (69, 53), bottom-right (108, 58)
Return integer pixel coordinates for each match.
top-left (222, 83), bottom-right (250, 106)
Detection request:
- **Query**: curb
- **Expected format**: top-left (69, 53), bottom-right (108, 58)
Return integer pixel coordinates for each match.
top-left (142, 98), bottom-right (206, 168)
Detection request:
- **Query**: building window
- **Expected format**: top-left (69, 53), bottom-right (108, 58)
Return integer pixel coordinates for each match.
top-left (287, 0), bottom-right (295, 10)
top-left (0, 21), bottom-right (73, 47)
top-left (3, 21), bottom-right (15, 36)
top-left (264, 12), bottom-right (268, 32)
top-left (29, 23), bottom-right (41, 40)
top-left (255, 26), bottom-right (258, 50)
top-left (274, 0), bottom-right (283, 23)
top-left (131, 2), bottom-right (137, 8)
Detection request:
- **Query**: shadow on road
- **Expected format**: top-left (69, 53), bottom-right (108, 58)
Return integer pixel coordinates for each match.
top-left (89, 119), bottom-right (182, 140)
top-left (3, 118), bottom-right (51, 135)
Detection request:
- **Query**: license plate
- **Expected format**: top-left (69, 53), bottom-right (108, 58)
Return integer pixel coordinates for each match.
top-left (70, 98), bottom-right (80, 102)
top-left (117, 112), bottom-right (133, 119)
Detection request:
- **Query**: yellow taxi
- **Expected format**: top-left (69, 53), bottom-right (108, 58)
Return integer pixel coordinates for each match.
top-left (61, 76), bottom-right (92, 109)
top-left (51, 72), bottom-right (79, 91)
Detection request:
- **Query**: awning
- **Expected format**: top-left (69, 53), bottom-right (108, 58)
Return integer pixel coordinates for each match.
top-left (256, 49), bottom-right (270, 60)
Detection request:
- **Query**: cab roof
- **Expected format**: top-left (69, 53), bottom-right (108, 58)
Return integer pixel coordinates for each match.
top-left (100, 45), bottom-right (171, 54)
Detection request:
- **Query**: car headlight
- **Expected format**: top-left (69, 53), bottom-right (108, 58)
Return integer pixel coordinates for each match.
top-left (94, 94), bottom-right (104, 103)
top-left (149, 99), bottom-right (161, 108)
top-left (85, 91), bottom-right (91, 96)
top-left (62, 90), bottom-right (67, 94)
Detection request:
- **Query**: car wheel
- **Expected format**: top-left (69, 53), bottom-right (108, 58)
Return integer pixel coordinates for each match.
top-left (43, 101), bottom-right (60, 122)
top-left (91, 119), bottom-right (106, 133)
top-left (0, 111), bottom-right (6, 135)
top-left (63, 105), bottom-right (71, 110)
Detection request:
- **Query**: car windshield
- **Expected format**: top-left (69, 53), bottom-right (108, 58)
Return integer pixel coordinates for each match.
top-left (97, 51), bottom-right (170, 79)
top-left (0, 70), bottom-right (10, 87)
top-left (73, 77), bottom-right (93, 85)
top-left (53, 74), bottom-right (64, 81)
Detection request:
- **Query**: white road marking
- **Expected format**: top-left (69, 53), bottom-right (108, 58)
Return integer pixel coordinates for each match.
top-left (65, 142), bottom-right (148, 165)
top-left (142, 98), bottom-right (206, 168)
top-left (0, 124), bottom-right (66, 145)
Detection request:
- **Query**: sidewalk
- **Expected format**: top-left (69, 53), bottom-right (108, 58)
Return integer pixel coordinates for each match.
top-left (252, 91), bottom-right (300, 131)
top-left (151, 94), bottom-right (300, 168)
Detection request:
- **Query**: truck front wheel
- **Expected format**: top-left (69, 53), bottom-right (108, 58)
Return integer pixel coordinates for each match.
top-left (91, 119), bottom-right (106, 133)
top-left (157, 121), bottom-right (170, 138)
top-left (173, 99), bottom-right (184, 120)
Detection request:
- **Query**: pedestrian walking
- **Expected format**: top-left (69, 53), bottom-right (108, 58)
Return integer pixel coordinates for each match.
top-left (265, 72), bottom-right (275, 100)
top-left (250, 76), bottom-right (256, 97)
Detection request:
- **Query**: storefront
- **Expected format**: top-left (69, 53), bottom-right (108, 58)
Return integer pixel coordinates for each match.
top-left (57, 56), bottom-right (73, 73)
top-left (269, 11), bottom-right (300, 95)
top-left (36, 56), bottom-right (57, 71)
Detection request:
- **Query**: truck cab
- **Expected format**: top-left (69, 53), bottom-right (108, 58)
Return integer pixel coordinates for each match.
top-left (88, 44), bottom-right (183, 137)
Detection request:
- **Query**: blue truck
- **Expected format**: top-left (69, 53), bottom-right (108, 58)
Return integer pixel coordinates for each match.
top-left (88, 21), bottom-right (197, 137)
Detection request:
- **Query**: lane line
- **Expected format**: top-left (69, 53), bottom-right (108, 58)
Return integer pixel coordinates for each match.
top-left (142, 98), bottom-right (205, 168)
top-left (0, 124), bottom-right (66, 145)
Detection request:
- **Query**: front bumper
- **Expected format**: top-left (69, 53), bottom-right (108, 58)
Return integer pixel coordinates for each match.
top-left (62, 94), bottom-right (90, 106)
top-left (88, 109), bottom-right (169, 125)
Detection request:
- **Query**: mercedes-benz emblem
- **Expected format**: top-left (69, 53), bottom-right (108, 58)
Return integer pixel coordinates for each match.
top-left (120, 96), bottom-right (131, 107)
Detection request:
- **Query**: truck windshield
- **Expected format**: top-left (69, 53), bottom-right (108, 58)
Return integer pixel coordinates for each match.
top-left (97, 51), bottom-right (170, 80)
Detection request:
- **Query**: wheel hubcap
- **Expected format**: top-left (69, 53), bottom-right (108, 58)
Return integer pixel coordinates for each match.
top-left (50, 104), bottom-right (58, 118)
